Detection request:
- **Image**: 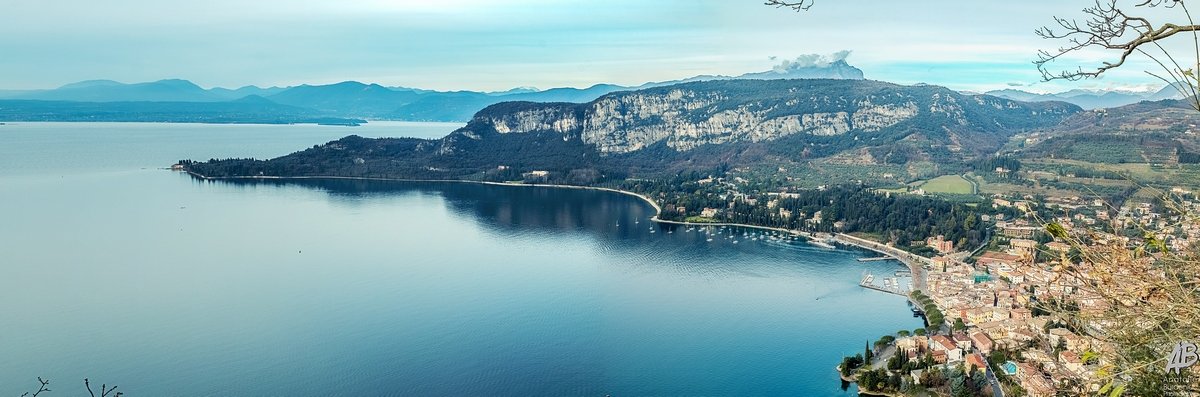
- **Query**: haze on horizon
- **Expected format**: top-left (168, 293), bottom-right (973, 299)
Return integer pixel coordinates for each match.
top-left (0, 0), bottom-right (1187, 94)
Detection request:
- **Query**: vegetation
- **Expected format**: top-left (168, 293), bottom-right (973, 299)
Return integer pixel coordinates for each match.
top-left (914, 175), bottom-right (975, 195)
top-left (634, 183), bottom-right (992, 251)
top-left (911, 290), bottom-right (944, 331)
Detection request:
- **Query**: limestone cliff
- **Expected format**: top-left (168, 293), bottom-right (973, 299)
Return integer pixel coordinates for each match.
top-left (448, 79), bottom-right (1078, 157)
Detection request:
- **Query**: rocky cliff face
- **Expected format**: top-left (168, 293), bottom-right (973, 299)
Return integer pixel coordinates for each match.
top-left (452, 79), bottom-right (1080, 156)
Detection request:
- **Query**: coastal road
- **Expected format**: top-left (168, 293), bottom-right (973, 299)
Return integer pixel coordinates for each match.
top-left (868, 344), bottom-right (898, 370)
top-left (986, 369), bottom-right (1005, 397)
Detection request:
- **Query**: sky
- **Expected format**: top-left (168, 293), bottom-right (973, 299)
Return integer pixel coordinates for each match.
top-left (0, 0), bottom-right (1193, 93)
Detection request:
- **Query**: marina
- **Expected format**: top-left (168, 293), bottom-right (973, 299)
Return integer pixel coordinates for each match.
top-left (858, 271), bottom-right (912, 297)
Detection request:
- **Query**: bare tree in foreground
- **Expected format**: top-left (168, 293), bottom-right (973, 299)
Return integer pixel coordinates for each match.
top-left (16, 378), bottom-right (121, 397)
top-left (18, 378), bottom-right (49, 397)
top-left (1037, 196), bottom-right (1200, 395)
top-left (1036, 0), bottom-right (1200, 110)
top-left (763, 0), bottom-right (815, 12)
top-left (84, 378), bottom-right (122, 397)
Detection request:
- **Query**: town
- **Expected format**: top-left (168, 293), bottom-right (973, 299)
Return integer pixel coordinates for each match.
top-left (619, 169), bottom-right (1198, 396)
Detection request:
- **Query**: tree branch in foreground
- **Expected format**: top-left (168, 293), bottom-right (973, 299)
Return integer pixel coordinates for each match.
top-left (19, 377), bottom-right (50, 397)
top-left (764, 0), bottom-right (814, 12)
top-left (1035, 0), bottom-right (1200, 109)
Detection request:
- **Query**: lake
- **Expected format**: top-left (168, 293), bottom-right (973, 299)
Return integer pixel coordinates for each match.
top-left (0, 122), bottom-right (922, 396)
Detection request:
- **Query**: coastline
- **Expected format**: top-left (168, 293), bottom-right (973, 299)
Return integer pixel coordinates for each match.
top-left (182, 172), bottom-right (922, 264)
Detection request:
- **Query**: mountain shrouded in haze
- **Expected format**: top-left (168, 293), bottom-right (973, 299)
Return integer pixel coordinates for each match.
top-left (985, 85), bottom-right (1184, 110)
top-left (183, 79), bottom-right (1080, 182)
top-left (0, 55), bottom-right (868, 123)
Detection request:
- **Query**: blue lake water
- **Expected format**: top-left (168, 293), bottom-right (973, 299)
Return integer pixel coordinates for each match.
top-left (0, 122), bottom-right (922, 396)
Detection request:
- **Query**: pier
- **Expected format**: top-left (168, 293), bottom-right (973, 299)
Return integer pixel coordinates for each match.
top-left (856, 256), bottom-right (895, 262)
top-left (858, 271), bottom-right (910, 297)
top-left (836, 233), bottom-right (929, 292)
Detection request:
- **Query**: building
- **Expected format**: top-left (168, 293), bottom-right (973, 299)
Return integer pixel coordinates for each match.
top-left (1010, 238), bottom-right (1038, 258)
top-left (1045, 241), bottom-right (1070, 253)
top-left (930, 335), bottom-right (963, 362)
top-left (965, 353), bottom-right (988, 374)
top-left (1009, 308), bottom-right (1032, 321)
top-left (700, 208), bottom-right (719, 218)
top-left (970, 331), bottom-right (995, 354)
top-left (1048, 328), bottom-right (1088, 351)
top-left (1061, 351), bottom-right (1085, 375)
top-left (926, 235), bottom-right (955, 253)
top-left (1002, 225), bottom-right (1039, 239)
top-left (895, 335), bottom-right (928, 358)
top-left (977, 251), bottom-right (1022, 269)
top-left (1017, 362), bottom-right (1055, 397)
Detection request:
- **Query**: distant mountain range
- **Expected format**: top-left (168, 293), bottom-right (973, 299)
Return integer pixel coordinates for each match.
top-left (0, 60), bottom-right (866, 123)
top-left (985, 85), bottom-right (1184, 110)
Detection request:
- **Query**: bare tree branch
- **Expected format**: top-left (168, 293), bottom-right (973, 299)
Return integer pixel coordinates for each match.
top-left (763, 0), bottom-right (814, 12)
top-left (1036, 2), bottom-right (1196, 76)
top-left (19, 377), bottom-right (51, 397)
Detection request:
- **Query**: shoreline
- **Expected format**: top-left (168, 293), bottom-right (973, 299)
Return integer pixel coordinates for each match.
top-left (182, 172), bottom-right (921, 263)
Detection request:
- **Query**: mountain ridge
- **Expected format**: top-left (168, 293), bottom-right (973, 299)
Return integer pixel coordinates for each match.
top-left (986, 85), bottom-right (1184, 110)
top-left (182, 79), bottom-right (1081, 182)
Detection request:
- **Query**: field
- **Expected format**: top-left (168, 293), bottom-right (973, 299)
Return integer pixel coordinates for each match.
top-left (1026, 159), bottom-right (1200, 190)
top-left (913, 175), bottom-right (976, 195)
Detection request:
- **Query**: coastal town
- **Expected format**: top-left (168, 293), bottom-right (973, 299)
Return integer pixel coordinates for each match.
top-left (631, 171), bottom-right (1199, 396)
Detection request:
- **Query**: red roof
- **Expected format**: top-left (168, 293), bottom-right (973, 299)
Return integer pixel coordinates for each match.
top-left (931, 335), bottom-right (957, 351)
top-left (977, 251), bottom-right (1021, 264)
top-left (966, 353), bottom-right (987, 371)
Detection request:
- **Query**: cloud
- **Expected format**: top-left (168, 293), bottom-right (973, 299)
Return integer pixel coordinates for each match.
top-left (1007, 82), bottom-right (1025, 87)
top-left (771, 51), bottom-right (852, 73)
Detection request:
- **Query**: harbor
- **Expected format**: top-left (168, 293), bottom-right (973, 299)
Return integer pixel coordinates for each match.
top-left (858, 270), bottom-right (913, 297)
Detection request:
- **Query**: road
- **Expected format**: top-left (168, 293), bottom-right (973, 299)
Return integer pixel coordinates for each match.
top-left (869, 343), bottom-right (898, 370)
top-left (961, 173), bottom-right (980, 195)
top-left (986, 368), bottom-right (1005, 397)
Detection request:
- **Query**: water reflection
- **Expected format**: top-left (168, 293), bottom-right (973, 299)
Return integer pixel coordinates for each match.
top-left (199, 177), bottom-right (660, 238)
top-left (197, 176), bottom-right (864, 277)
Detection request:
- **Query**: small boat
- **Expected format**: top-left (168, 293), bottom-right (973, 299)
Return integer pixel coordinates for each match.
top-left (707, 238), bottom-right (714, 242)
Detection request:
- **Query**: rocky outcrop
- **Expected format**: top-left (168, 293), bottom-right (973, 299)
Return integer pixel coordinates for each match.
top-left (459, 79), bottom-right (1080, 155)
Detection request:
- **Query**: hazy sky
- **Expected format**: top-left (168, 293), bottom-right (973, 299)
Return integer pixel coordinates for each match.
top-left (0, 1), bottom-right (1189, 93)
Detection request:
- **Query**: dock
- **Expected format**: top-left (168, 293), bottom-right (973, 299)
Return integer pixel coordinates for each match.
top-left (835, 233), bottom-right (929, 292)
top-left (858, 271), bottom-right (910, 297)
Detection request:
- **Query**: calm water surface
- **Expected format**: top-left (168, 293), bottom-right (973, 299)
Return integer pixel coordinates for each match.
top-left (0, 122), bottom-right (921, 396)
